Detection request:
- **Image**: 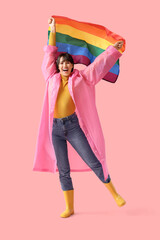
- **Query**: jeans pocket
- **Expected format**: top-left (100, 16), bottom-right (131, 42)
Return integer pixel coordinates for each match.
top-left (71, 116), bottom-right (79, 123)
top-left (52, 119), bottom-right (57, 129)
top-left (71, 118), bottom-right (78, 123)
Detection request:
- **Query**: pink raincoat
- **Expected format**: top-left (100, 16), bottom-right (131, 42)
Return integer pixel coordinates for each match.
top-left (33, 44), bottom-right (122, 181)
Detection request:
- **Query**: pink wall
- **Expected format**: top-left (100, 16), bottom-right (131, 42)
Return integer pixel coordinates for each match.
top-left (1, 0), bottom-right (159, 239)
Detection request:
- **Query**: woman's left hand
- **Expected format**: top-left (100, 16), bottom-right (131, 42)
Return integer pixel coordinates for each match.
top-left (113, 41), bottom-right (124, 50)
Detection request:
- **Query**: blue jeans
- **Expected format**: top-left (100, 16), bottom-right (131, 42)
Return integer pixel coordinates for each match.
top-left (51, 112), bottom-right (111, 191)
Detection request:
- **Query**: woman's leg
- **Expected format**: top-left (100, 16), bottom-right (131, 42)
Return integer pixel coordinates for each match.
top-left (66, 115), bottom-right (126, 207)
top-left (52, 132), bottom-right (74, 191)
top-left (52, 122), bottom-right (74, 217)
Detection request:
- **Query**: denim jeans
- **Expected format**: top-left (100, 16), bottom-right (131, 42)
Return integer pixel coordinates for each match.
top-left (51, 112), bottom-right (111, 191)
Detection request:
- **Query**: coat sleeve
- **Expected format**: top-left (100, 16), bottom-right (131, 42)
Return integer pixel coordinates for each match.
top-left (41, 45), bottom-right (58, 83)
top-left (80, 45), bottom-right (123, 86)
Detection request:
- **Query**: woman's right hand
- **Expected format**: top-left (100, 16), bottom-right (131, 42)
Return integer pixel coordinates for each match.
top-left (48, 17), bottom-right (56, 33)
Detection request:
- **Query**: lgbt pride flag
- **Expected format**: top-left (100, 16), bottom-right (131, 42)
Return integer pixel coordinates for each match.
top-left (47, 15), bottom-right (126, 83)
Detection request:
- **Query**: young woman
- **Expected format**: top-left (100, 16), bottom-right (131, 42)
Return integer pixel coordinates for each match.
top-left (34, 16), bottom-right (126, 218)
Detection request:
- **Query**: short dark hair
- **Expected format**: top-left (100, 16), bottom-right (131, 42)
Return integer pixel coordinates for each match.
top-left (56, 53), bottom-right (74, 72)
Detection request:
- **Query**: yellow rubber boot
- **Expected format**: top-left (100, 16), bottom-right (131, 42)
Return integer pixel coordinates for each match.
top-left (60, 189), bottom-right (74, 218)
top-left (104, 181), bottom-right (126, 207)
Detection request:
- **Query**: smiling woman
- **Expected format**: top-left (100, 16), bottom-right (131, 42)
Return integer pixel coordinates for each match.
top-left (33, 16), bottom-right (126, 218)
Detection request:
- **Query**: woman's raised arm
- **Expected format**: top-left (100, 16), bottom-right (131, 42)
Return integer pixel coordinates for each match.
top-left (80, 41), bottom-right (124, 86)
top-left (48, 17), bottom-right (56, 46)
top-left (41, 17), bottom-right (58, 83)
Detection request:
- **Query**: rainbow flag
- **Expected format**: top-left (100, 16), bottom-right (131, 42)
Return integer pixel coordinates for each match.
top-left (47, 15), bottom-right (126, 83)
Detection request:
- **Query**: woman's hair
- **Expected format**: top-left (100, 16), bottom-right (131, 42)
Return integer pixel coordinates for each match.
top-left (56, 53), bottom-right (74, 72)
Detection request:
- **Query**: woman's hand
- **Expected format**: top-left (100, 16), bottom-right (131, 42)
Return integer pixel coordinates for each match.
top-left (113, 41), bottom-right (124, 50)
top-left (48, 17), bottom-right (56, 33)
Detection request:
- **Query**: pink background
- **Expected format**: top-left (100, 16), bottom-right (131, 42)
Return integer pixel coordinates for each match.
top-left (1, 0), bottom-right (160, 239)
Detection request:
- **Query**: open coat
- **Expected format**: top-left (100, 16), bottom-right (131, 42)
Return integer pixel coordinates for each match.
top-left (33, 44), bottom-right (122, 181)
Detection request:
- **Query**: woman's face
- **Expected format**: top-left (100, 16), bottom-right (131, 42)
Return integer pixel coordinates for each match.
top-left (58, 57), bottom-right (73, 77)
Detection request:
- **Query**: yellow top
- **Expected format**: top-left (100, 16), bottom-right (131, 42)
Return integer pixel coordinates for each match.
top-left (53, 74), bottom-right (76, 118)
